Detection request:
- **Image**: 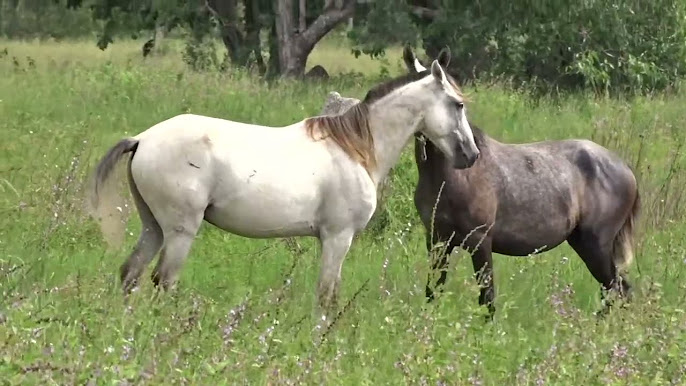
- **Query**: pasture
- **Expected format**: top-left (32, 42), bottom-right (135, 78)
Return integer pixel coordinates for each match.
top-left (2, 37), bottom-right (686, 384)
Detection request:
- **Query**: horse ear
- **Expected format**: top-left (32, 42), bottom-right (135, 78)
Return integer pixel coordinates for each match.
top-left (402, 44), bottom-right (417, 72)
top-left (403, 44), bottom-right (427, 73)
top-left (431, 60), bottom-right (446, 82)
top-left (437, 46), bottom-right (451, 68)
top-left (414, 56), bottom-right (427, 72)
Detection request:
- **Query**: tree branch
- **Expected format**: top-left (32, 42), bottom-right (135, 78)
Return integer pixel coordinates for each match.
top-left (299, 0), bottom-right (356, 49)
top-left (205, 0), bottom-right (239, 24)
top-left (410, 6), bottom-right (439, 21)
top-left (299, 0), bottom-right (307, 32)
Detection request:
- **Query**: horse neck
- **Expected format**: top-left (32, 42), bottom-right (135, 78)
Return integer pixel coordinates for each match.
top-left (414, 136), bottom-right (446, 172)
top-left (367, 98), bottom-right (423, 187)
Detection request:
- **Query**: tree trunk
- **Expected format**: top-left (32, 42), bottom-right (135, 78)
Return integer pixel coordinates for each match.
top-left (267, 17), bottom-right (281, 78)
top-left (299, 0), bottom-right (307, 32)
top-left (273, 0), bottom-right (356, 78)
top-left (274, 0), bottom-right (302, 76)
top-left (206, 0), bottom-right (263, 68)
top-left (245, 0), bottom-right (266, 74)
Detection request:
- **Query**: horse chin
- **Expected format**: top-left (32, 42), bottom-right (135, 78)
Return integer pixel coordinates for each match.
top-left (452, 154), bottom-right (477, 169)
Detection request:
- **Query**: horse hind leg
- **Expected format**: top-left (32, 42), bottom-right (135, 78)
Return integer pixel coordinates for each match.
top-left (567, 228), bottom-right (632, 316)
top-left (120, 162), bottom-right (164, 295)
top-left (150, 212), bottom-right (204, 292)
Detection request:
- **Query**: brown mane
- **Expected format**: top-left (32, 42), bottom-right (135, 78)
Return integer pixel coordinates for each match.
top-left (305, 70), bottom-right (436, 175)
top-left (305, 103), bottom-right (375, 173)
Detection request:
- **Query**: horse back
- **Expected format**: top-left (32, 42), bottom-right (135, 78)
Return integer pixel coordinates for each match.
top-left (413, 133), bottom-right (637, 255)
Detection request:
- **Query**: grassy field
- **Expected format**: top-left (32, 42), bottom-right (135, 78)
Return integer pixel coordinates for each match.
top-left (2, 36), bottom-right (686, 385)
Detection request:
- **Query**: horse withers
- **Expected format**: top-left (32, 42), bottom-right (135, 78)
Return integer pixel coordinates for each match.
top-left (89, 58), bottom-right (479, 324)
top-left (402, 46), bottom-right (640, 318)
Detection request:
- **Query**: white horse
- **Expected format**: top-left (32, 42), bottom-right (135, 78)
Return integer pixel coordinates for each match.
top-left (89, 56), bottom-right (479, 318)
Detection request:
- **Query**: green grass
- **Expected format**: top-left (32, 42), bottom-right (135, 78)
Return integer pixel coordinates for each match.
top-left (2, 37), bottom-right (686, 384)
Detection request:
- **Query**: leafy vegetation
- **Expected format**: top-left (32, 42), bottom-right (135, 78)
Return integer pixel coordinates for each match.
top-left (2, 38), bottom-right (686, 384)
top-left (6, 0), bottom-right (686, 93)
top-left (417, 0), bottom-right (686, 94)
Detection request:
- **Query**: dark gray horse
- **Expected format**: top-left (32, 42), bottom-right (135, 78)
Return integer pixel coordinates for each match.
top-left (402, 46), bottom-right (640, 317)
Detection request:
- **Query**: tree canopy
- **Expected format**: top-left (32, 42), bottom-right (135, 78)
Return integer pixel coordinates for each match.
top-left (3, 0), bottom-right (686, 93)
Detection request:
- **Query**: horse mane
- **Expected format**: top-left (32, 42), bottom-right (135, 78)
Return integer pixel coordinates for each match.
top-left (470, 124), bottom-right (488, 150)
top-left (305, 70), bottom-right (437, 175)
top-left (305, 103), bottom-right (375, 173)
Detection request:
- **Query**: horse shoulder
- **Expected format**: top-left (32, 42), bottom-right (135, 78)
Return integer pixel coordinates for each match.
top-left (318, 155), bottom-right (377, 232)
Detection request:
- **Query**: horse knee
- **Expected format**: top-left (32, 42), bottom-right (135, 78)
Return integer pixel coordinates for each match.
top-left (317, 276), bottom-right (340, 311)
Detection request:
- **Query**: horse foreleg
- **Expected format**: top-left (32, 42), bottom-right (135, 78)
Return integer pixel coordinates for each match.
top-left (316, 229), bottom-right (355, 323)
top-left (425, 234), bottom-right (456, 302)
top-left (470, 240), bottom-right (495, 320)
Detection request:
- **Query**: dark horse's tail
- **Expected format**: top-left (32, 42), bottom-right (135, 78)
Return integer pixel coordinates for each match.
top-left (88, 138), bottom-right (140, 246)
top-left (612, 188), bottom-right (641, 272)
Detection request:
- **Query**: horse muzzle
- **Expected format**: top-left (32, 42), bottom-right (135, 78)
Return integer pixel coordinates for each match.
top-left (453, 142), bottom-right (480, 169)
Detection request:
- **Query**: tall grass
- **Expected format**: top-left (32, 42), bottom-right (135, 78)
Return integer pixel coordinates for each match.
top-left (1, 38), bottom-right (686, 384)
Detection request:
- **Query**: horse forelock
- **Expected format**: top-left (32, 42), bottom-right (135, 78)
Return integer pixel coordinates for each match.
top-left (446, 76), bottom-right (466, 101)
top-left (305, 103), bottom-right (376, 175)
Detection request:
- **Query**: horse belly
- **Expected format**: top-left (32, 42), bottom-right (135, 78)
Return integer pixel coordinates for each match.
top-left (204, 202), bottom-right (318, 238)
top-left (491, 209), bottom-right (572, 256)
top-left (204, 167), bottom-right (322, 239)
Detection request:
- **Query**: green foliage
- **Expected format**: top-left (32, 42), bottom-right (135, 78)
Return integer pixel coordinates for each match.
top-left (347, 0), bottom-right (686, 95)
top-left (0, 0), bottom-right (97, 39)
top-left (88, 0), bottom-right (199, 50)
top-left (419, 0), bottom-right (686, 95)
top-left (5, 0), bottom-right (686, 94)
top-left (181, 36), bottom-right (222, 71)
top-left (347, 0), bottom-right (420, 59)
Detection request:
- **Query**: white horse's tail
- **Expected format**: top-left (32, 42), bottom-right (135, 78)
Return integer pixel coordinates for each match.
top-left (88, 137), bottom-right (140, 246)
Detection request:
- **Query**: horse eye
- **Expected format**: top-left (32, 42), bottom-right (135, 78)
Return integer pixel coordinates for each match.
top-left (454, 101), bottom-right (464, 109)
